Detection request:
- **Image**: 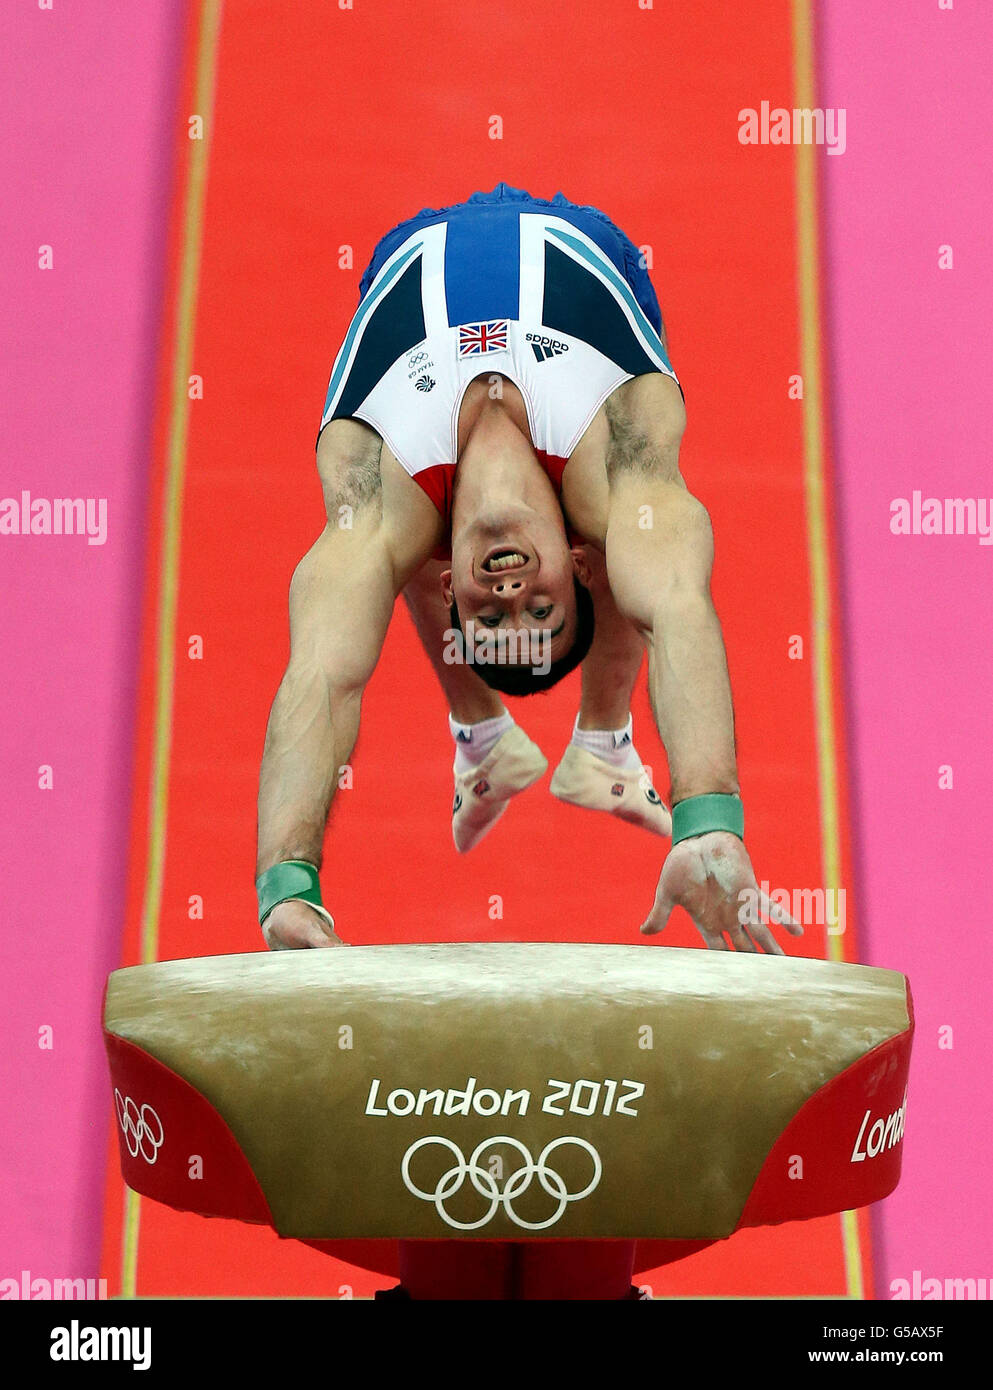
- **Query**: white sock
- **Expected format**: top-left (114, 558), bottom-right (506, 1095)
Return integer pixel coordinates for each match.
top-left (449, 710), bottom-right (514, 773)
top-left (571, 714), bottom-right (642, 770)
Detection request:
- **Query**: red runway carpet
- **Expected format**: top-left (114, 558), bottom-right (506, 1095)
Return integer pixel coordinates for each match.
top-left (102, 0), bottom-right (864, 1298)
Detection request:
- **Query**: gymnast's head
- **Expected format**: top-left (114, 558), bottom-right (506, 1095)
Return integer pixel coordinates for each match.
top-left (440, 405), bottom-right (595, 694)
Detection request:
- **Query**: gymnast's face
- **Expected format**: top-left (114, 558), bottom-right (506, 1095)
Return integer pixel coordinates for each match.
top-left (442, 527), bottom-right (589, 665)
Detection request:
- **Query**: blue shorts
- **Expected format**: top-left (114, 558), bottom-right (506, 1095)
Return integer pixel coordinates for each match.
top-left (357, 182), bottom-right (666, 338)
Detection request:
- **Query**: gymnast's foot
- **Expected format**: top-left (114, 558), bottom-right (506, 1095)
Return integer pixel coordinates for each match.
top-left (550, 715), bottom-right (671, 837)
top-left (450, 712), bottom-right (547, 853)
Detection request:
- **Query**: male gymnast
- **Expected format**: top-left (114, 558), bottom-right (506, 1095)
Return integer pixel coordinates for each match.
top-left (255, 183), bottom-right (800, 956)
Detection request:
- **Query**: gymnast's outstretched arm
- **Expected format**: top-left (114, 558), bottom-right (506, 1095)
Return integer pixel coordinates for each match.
top-left (256, 422), bottom-right (440, 947)
top-left (603, 375), bottom-right (802, 953)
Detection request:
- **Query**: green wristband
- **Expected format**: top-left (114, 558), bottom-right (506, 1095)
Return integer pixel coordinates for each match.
top-left (256, 860), bottom-right (328, 926)
top-left (671, 794), bottom-right (744, 846)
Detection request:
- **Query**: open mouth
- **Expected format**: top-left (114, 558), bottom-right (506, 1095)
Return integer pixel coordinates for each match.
top-left (481, 549), bottom-right (530, 574)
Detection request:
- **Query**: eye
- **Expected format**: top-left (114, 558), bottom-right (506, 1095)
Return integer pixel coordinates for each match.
top-left (529, 607), bottom-right (553, 620)
top-left (478, 614), bottom-right (502, 628)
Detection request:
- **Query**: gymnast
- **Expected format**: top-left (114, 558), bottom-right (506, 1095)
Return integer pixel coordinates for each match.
top-left (255, 184), bottom-right (800, 955)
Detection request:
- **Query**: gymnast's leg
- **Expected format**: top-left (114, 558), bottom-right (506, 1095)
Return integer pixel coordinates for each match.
top-left (548, 549), bottom-right (670, 837)
top-left (402, 554), bottom-right (669, 852)
top-left (402, 558), bottom-right (505, 726)
top-left (402, 559), bottom-right (548, 852)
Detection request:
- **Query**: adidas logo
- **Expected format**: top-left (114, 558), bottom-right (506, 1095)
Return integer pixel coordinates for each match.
top-left (414, 374), bottom-right (436, 392)
top-left (526, 332), bottom-right (570, 362)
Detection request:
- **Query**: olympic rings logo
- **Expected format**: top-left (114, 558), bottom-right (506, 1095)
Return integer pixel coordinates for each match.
top-left (401, 1135), bottom-right (601, 1230)
top-left (114, 1089), bottom-right (164, 1165)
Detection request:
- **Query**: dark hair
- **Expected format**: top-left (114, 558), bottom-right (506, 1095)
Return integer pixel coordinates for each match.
top-left (449, 577), bottom-right (595, 695)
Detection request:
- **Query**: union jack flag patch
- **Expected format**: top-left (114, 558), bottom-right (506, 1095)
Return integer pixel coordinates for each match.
top-left (458, 320), bottom-right (509, 356)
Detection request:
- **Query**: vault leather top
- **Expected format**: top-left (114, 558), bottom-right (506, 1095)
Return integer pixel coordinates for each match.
top-left (104, 944), bottom-right (912, 1240)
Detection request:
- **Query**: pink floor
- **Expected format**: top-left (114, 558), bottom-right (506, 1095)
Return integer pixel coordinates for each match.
top-left (1, 1), bottom-right (989, 1293)
top-left (818, 0), bottom-right (993, 1288)
top-left (0, 2), bottom-right (182, 1280)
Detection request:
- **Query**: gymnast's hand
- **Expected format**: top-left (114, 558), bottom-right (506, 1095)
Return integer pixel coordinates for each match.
top-left (262, 900), bottom-right (348, 950)
top-left (639, 832), bottom-right (804, 954)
